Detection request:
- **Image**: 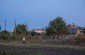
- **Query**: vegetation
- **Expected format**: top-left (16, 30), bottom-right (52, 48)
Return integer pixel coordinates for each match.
top-left (0, 43), bottom-right (85, 55)
top-left (76, 34), bottom-right (85, 44)
top-left (31, 32), bottom-right (41, 36)
top-left (46, 16), bottom-right (67, 38)
top-left (0, 51), bottom-right (45, 55)
top-left (0, 16), bottom-right (85, 44)
top-left (14, 24), bottom-right (28, 35)
top-left (0, 24), bottom-right (31, 41)
top-left (12, 24), bottom-right (31, 40)
top-left (79, 27), bottom-right (85, 30)
top-left (32, 53), bottom-right (45, 55)
top-left (0, 30), bottom-right (10, 40)
top-left (0, 25), bottom-right (1, 31)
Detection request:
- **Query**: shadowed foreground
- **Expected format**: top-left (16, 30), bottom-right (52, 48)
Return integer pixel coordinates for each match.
top-left (0, 44), bottom-right (85, 55)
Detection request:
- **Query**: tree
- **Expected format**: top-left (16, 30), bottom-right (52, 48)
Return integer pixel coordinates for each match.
top-left (0, 30), bottom-right (10, 40)
top-left (46, 16), bottom-right (67, 38)
top-left (14, 24), bottom-right (28, 36)
top-left (81, 27), bottom-right (85, 30)
top-left (0, 25), bottom-right (1, 31)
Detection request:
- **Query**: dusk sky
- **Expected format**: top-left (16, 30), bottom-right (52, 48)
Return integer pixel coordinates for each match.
top-left (0, 0), bottom-right (85, 31)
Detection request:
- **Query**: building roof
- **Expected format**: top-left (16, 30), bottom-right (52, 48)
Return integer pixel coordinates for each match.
top-left (31, 29), bottom-right (46, 31)
top-left (67, 24), bottom-right (79, 34)
top-left (31, 29), bottom-right (46, 34)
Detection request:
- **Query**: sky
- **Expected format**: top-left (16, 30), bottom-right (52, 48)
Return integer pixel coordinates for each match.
top-left (0, 0), bottom-right (85, 31)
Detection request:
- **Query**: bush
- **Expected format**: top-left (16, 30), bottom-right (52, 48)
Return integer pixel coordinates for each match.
top-left (76, 34), bottom-right (85, 44)
top-left (0, 30), bottom-right (10, 40)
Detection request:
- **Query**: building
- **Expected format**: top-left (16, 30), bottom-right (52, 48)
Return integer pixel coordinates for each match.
top-left (80, 30), bottom-right (85, 35)
top-left (67, 23), bottom-right (81, 35)
top-left (31, 29), bottom-right (46, 34)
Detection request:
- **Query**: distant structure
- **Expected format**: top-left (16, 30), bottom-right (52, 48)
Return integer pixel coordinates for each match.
top-left (80, 30), bottom-right (85, 35)
top-left (67, 23), bottom-right (81, 35)
top-left (31, 29), bottom-right (46, 34)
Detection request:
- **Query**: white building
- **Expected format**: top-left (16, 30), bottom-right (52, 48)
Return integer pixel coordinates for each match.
top-left (31, 29), bottom-right (46, 34)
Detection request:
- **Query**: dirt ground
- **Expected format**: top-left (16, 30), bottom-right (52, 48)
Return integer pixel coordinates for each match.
top-left (0, 44), bottom-right (85, 55)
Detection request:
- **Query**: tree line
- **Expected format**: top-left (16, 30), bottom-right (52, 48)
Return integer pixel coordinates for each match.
top-left (0, 16), bottom-right (85, 40)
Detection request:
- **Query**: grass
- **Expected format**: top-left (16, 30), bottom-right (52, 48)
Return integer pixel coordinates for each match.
top-left (0, 42), bottom-right (85, 51)
top-left (0, 51), bottom-right (15, 55)
top-left (0, 42), bottom-right (85, 55)
top-left (0, 51), bottom-right (45, 55)
top-left (32, 53), bottom-right (45, 55)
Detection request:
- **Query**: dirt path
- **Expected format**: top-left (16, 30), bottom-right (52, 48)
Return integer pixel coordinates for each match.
top-left (0, 45), bottom-right (85, 55)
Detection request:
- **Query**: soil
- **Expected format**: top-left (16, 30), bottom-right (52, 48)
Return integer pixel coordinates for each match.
top-left (0, 45), bottom-right (85, 55)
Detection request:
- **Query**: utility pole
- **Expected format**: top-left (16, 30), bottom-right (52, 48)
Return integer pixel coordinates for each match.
top-left (5, 20), bottom-right (6, 31)
top-left (14, 20), bottom-right (17, 41)
top-left (15, 20), bottom-right (16, 36)
top-left (25, 23), bottom-right (27, 36)
top-left (0, 25), bottom-right (1, 31)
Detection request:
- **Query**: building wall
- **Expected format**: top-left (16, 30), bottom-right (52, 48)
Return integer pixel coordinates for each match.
top-left (31, 29), bottom-right (46, 34)
top-left (34, 30), bottom-right (46, 34)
